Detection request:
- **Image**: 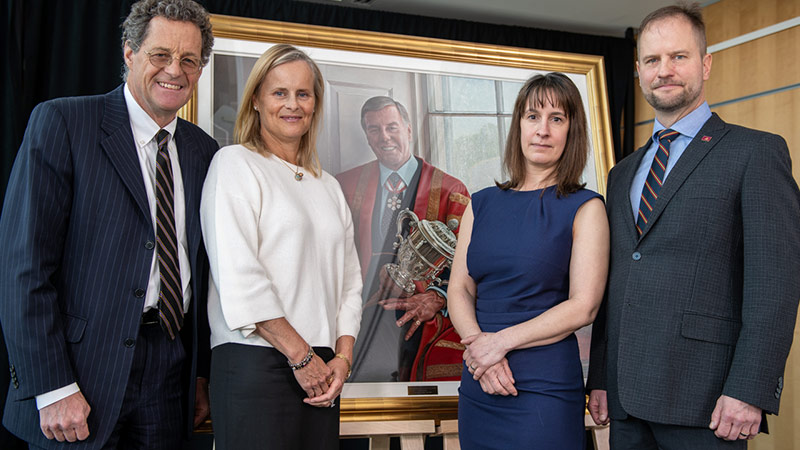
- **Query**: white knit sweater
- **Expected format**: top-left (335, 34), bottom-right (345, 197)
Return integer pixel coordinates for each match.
top-left (201, 145), bottom-right (362, 350)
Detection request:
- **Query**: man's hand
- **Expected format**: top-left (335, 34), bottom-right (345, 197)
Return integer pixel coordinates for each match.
top-left (193, 377), bottom-right (210, 428)
top-left (709, 394), bottom-right (761, 441)
top-left (380, 290), bottom-right (445, 340)
top-left (588, 389), bottom-right (609, 425)
top-left (39, 391), bottom-right (91, 442)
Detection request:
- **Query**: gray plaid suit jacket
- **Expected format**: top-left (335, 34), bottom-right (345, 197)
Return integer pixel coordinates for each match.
top-left (587, 113), bottom-right (800, 427)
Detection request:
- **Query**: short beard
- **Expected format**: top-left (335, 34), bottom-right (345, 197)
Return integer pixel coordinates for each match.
top-left (644, 83), bottom-right (700, 114)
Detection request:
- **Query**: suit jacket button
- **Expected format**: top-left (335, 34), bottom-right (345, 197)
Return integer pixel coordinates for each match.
top-left (134, 288), bottom-right (145, 298)
top-left (145, 241), bottom-right (155, 250)
top-left (632, 251), bottom-right (642, 261)
top-left (775, 391), bottom-right (781, 399)
top-left (778, 376), bottom-right (783, 389)
top-left (124, 338), bottom-right (136, 348)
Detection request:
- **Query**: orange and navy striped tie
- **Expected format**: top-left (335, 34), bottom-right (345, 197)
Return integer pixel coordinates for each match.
top-left (155, 129), bottom-right (183, 339)
top-left (636, 128), bottom-right (679, 235)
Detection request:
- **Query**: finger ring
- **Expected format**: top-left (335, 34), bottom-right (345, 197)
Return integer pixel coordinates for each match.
top-left (415, 320), bottom-right (421, 326)
top-left (471, 363), bottom-right (477, 370)
top-left (739, 432), bottom-right (749, 437)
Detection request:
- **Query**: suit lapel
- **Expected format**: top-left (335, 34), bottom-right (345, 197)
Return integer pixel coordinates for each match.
top-left (638, 114), bottom-right (729, 240)
top-left (100, 86), bottom-right (151, 224)
top-left (175, 121), bottom-right (203, 265)
top-left (614, 141), bottom-right (650, 240)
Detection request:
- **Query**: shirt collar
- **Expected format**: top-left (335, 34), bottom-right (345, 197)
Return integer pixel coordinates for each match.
top-left (651, 101), bottom-right (712, 142)
top-left (379, 156), bottom-right (418, 187)
top-left (124, 83), bottom-right (178, 148)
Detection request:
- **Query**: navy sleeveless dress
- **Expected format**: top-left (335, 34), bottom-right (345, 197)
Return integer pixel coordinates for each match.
top-left (458, 185), bottom-right (601, 450)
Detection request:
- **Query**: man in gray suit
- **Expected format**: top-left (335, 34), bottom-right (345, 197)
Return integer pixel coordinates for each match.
top-left (587, 3), bottom-right (800, 448)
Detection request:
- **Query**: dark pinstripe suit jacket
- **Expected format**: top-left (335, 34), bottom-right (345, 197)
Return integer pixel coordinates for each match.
top-left (0, 85), bottom-right (218, 448)
top-left (587, 113), bottom-right (800, 427)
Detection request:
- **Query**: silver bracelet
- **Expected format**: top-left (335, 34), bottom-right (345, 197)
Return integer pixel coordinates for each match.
top-left (288, 347), bottom-right (314, 371)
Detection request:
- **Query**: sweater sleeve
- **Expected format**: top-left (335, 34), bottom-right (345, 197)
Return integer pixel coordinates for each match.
top-left (200, 149), bottom-right (286, 338)
top-left (335, 184), bottom-right (363, 340)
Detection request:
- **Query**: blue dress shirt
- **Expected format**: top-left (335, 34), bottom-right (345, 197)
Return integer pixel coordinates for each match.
top-left (629, 102), bottom-right (712, 222)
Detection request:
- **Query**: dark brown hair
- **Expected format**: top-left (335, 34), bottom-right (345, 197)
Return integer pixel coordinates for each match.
top-left (498, 72), bottom-right (588, 197)
top-left (638, 2), bottom-right (706, 55)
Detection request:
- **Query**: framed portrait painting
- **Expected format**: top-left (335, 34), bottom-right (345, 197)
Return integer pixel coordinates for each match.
top-left (180, 14), bottom-right (615, 423)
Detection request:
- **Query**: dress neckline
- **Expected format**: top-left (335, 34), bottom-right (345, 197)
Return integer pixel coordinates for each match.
top-left (509, 184), bottom-right (556, 193)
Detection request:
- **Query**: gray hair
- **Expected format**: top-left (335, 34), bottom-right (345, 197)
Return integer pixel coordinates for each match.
top-left (120, 0), bottom-right (213, 79)
top-left (360, 96), bottom-right (412, 131)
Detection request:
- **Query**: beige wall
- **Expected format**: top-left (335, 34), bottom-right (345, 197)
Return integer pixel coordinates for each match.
top-left (632, 1), bottom-right (800, 448)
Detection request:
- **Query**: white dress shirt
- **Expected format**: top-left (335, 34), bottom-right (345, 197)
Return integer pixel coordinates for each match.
top-left (35, 84), bottom-right (192, 409)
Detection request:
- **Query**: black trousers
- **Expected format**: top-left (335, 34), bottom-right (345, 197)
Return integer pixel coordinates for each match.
top-left (29, 323), bottom-right (186, 450)
top-left (611, 414), bottom-right (747, 450)
top-left (210, 343), bottom-right (339, 450)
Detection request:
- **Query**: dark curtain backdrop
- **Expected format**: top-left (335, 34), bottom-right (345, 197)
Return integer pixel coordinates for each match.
top-left (0, 0), bottom-right (634, 446)
top-left (2, 0), bottom-right (635, 202)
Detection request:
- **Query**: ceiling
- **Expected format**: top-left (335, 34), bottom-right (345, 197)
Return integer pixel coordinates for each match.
top-left (295, 0), bottom-right (718, 37)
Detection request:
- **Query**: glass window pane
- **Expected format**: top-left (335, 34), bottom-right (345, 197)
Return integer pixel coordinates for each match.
top-left (446, 77), bottom-right (496, 112)
top-left (501, 81), bottom-right (524, 114)
top-left (427, 75), bottom-right (496, 113)
top-left (429, 116), bottom-right (502, 193)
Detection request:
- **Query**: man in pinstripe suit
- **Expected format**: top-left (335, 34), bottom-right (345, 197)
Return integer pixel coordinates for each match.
top-left (586, 3), bottom-right (800, 449)
top-left (0, 1), bottom-right (218, 448)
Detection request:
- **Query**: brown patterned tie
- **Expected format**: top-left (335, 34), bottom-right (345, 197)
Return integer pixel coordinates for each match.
top-left (155, 129), bottom-right (183, 339)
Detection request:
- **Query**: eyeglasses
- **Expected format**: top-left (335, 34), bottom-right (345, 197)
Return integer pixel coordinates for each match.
top-left (144, 50), bottom-right (203, 74)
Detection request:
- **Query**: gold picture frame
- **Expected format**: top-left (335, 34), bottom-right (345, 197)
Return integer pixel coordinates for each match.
top-left (181, 13), bottom-right (615, 424)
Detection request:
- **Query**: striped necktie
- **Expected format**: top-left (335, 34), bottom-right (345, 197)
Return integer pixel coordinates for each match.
top-left (636, 128), bottom-right (679, 235)
top-left (155, 129), bottom-right (183, 339)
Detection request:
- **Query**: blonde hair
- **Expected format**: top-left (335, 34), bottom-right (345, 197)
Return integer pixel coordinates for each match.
top-left (233, 44), bottom-right (324, 177)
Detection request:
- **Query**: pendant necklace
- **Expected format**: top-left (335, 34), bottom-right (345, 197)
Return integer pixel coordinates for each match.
top-left (275, 155), bottom-right (304, 181)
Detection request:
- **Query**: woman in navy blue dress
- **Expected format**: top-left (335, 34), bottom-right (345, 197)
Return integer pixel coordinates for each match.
top-left (449, 72), bottom-right (610, 449)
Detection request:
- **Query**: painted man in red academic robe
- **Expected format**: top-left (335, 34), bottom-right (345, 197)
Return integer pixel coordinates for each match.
top-left (337, 96), bottom-right (470, 382)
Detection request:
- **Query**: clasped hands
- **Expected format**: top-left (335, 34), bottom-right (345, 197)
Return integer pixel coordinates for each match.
top-left (294, 353), bottom-right (350, 408)
top-left (461, 332), bottom-right (517, 396)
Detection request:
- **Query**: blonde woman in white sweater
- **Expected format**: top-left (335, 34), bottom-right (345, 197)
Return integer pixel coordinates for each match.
top-left (200, 44), bottom-right (362, 450)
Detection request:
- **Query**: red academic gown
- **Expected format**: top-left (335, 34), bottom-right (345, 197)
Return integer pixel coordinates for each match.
top-left (337, 158), bottom-right (469, 381)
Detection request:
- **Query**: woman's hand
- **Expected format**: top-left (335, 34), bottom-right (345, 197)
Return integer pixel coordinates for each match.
top-left (293, 353), bottom-right (332, 402)
top-left (304, 356), bottom-right (349, 408)
top-left (462, 332), bottom-right (510, 379)
top-left (476, 359), bottom-right (517, 396)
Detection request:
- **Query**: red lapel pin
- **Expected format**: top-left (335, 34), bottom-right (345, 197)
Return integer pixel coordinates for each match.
top-left (701, 135), bottom-right (712, 142)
